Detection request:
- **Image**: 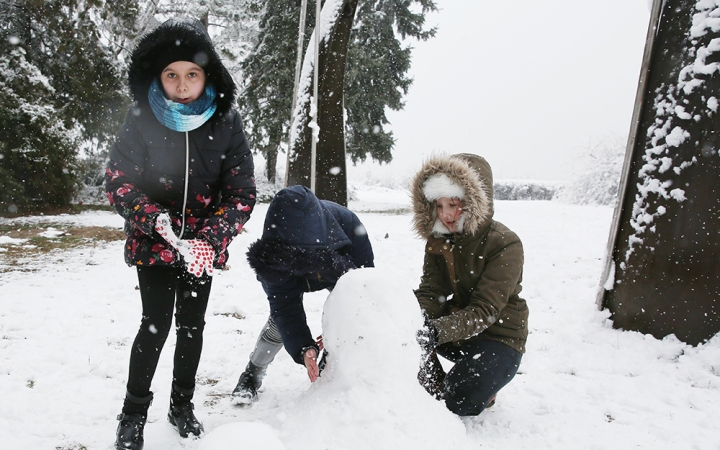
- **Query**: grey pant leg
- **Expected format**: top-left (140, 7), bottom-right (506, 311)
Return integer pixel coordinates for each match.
top-left (249, 316), bottom-right (283, 368)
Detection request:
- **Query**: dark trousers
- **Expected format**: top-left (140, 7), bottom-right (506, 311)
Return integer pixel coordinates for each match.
top-left (437, 339), bottom-right (522, 416)
top-left (125, 266), bottom-right (212, 401)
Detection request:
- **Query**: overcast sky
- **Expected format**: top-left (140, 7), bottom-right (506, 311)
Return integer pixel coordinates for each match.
top-left (372, 0), bottom-right (651, 182)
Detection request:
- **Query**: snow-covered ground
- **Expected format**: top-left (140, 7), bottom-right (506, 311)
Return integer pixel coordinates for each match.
top-left (1, 185), bottom-right (719, 450)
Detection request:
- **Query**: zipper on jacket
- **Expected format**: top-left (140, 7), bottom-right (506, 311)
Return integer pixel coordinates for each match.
top-left (179, 131), bottom-right (190, 239)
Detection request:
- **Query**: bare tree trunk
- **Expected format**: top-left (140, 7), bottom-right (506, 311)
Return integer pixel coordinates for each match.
top-left (286, 0), bottom-right (358, 206)
top-left (266, 144), bottom-right (278, 185)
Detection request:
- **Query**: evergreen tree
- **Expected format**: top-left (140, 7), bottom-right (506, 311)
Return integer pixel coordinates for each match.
top-left (345, 0), bottom-right (436, 164)
top-left (241, 0), bottom-right (437, 183)
top-left (13, 0), bottom-right (138, 147)
top-left (0, 0), bottom-right (140, 212)
top-left (240, 0), bottom-right (310, 184)
top-left (0, 42), bottom-right (78, 212)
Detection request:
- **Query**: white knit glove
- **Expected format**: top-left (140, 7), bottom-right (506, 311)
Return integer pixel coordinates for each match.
top-left (155, 213), bottom-right (181, 248)
top-left (155, 213), bottom-right (215, 277)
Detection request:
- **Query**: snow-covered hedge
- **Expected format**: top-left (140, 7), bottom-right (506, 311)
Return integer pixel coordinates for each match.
top-left (493, 180), bottom-right (559, 201)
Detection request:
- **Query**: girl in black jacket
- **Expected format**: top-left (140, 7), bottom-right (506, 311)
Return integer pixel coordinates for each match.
top-left (105, 18), bottom-right (256, 449)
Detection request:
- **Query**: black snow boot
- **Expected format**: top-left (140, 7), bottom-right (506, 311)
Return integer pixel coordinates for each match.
top-left (115, 391), bottom-right (152, 450)
top-left (168, 383), bottom-right (203, 438)
top-left (231, 361), bottom-right (266, 405)
top-left (115, 413), bottom-right (147, 450)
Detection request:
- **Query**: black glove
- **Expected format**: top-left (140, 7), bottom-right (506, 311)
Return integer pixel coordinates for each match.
top-left (418, 350), bottom-right (446, 400)
top-left (416, 316), bottom-right (439, 354)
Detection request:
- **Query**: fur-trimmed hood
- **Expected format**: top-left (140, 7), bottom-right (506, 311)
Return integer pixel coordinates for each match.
top-left (247, 239), bottom-right (356, 286)
top-left (246, 186), bottom-right (356, 283)
top-left (412, 153), bottom-right (494, 239)
top-left (128, 18), bottom-right (236, 116)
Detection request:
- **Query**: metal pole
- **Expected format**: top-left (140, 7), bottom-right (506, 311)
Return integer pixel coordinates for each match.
top-left (310, 0), bottom-right (321, 193)
top-left (285, 0), bottom-right (308, 187)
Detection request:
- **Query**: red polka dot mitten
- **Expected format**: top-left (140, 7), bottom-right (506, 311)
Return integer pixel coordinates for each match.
top-left (177, 239), bottom-right (215, 278)
top-left (155, 213), bottom-right (214, 277)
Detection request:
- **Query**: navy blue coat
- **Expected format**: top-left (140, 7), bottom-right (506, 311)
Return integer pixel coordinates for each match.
top-left (246, 186), bottom-right (374, 364)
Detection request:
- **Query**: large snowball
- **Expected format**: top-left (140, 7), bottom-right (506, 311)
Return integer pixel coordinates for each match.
top-left (280, 268), bottom-right (471, 450)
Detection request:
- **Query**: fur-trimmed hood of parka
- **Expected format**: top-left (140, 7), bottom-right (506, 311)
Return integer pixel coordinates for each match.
top-left (128, 18), bottom-right (236, 116)
top-left (412, 153), bottom-right (494, 239)
top-left (246, 186), bottom-right (360, 285)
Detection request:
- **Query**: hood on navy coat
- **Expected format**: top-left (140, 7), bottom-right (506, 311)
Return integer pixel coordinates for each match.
top-left (246, 186), bottom-right (361, 285)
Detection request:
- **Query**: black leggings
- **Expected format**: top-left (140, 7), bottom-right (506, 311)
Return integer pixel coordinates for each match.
top-left (438, 339), bottom-right (522, 416)
top-left (126, 266), bottom-right (212, 398)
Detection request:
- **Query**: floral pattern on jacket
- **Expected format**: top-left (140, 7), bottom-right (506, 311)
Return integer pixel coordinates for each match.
top-left (105, 108), bottom-right (256, 269)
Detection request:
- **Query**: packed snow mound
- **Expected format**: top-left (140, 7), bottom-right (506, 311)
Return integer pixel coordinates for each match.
top-left (320, 267), bottom-right (423, 385)
top-left (279, 267), bottom-right (471, 450)
top-left (199, 422), bottom-right (285, 450)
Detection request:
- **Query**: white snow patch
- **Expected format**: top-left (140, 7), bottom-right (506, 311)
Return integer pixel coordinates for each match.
top-left (602, 260), bottom-right (616, 290)
top-left (707, 96), bottom-right (719, 111)
top-left (674, 105), bottom-right (692, 120)
top-left (670, 188), bottom-right (687, 201)
top-left (200, 422), bottom-right (285, 450)
top-left (665, 126), bottom-right (689, 147)
top-left (658, 157), bottom-right (674, 173)
top-left (1, 196), bottom-right (719, 449)
top-left (38, 228), bottom-right (65, 238)
top-left (0, 236), bottom-right (27, 245)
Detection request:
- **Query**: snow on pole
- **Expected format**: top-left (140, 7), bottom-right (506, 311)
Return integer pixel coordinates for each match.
top-left (310, 0), bottom-right (321, 193)
top-left (285, 0), bottom-right (308, 188)
top-left (286, 0), bottom-right (344, 167)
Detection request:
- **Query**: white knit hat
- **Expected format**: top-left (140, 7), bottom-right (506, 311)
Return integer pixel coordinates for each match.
top-left (422, 173), bottom-right (465, 201)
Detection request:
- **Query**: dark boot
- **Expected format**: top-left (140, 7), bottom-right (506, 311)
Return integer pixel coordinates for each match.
top-left (115, 414), bottom-right (147, 450)
top-left (167, 383), bottom-right (203, 438)
top-left (231, 361), bottom-right (266, 404)
top-left (115, 392), bottom-right (152, 450)
top-left (418, 350), bottom-right (446, 400)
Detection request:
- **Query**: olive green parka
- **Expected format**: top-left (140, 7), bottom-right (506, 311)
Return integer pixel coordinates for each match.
top-left (412, 154), bottom-right (529, 354)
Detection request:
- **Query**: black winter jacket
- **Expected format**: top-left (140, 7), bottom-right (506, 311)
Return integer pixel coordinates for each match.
top-left (247, 186), bottom-right (375, 364)
top-left (105, 19), bottom-right (255, 268)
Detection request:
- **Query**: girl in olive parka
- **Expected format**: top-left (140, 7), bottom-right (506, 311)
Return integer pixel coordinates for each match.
top-left (412, 153), bottom-right (528, 416)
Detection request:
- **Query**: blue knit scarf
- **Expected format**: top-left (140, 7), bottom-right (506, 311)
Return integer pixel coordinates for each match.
top-left (148, 78), bottom-right (217, 132)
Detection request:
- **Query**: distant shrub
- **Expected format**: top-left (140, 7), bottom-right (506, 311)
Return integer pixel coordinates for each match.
top-left (73, 144), bottom-right (110, 206)
top-left (254, 162), bottom-right (284, 203)
top-left (554, 140), bottom-right (625, 206)
top-left (493, 180), bottom-right (559, 201)
top-left (0, 48), bottom-right (79, 214)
